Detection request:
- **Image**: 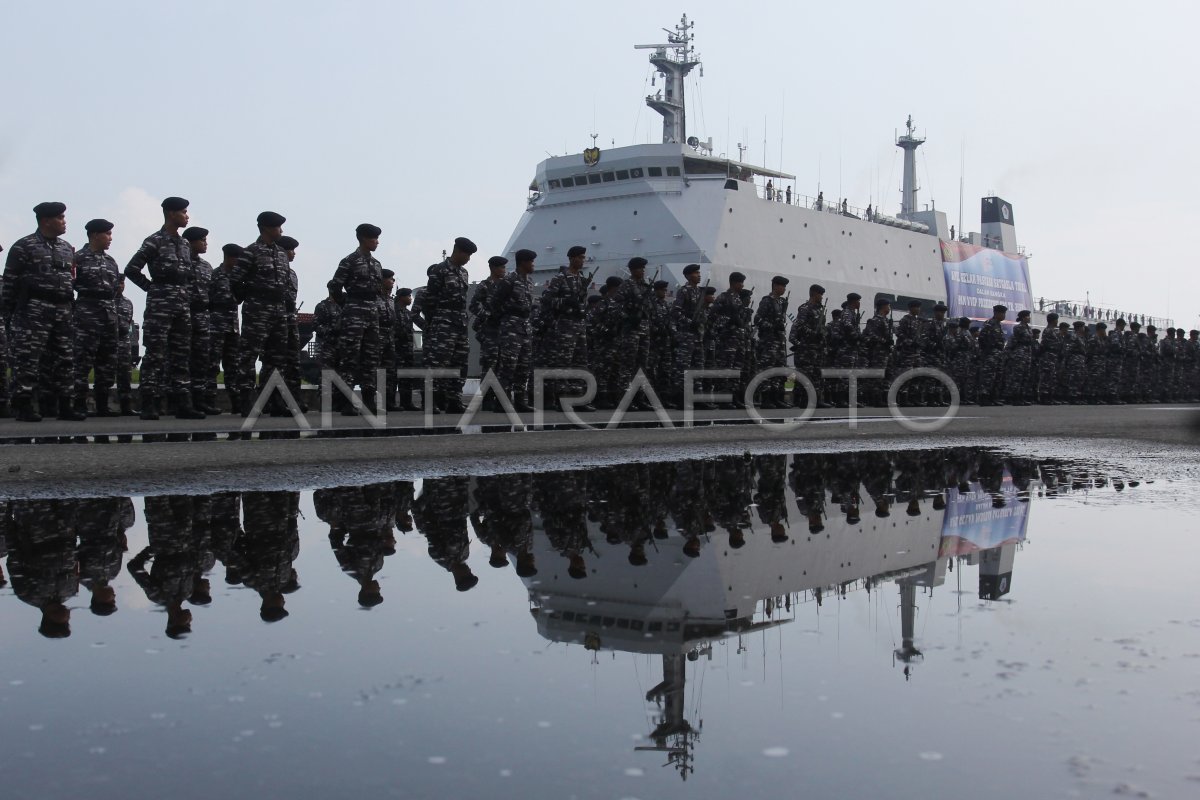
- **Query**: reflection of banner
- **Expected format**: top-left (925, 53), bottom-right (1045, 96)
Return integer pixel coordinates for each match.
top-left (938, 479), bottom-right (1030, 557)
top-left (941, 239), bottom-right (1033, 320)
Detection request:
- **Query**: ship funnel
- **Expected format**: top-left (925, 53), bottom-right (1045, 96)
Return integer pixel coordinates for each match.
top-left (896, 115), bottom-right (925, 218)
top-left (636, 15), bottom-right (701, 144)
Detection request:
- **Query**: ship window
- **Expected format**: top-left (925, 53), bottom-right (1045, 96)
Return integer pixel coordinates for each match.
top-left (560, 177), bottom-right (574, 187)
top-left (587, 174), bottom-right (602, 184)
top-left (648, 167), bottom-right (663, 177)
top-left (630, 167), bottom-right (644, 178)
top-left (548, 179), bottom-right (561, 189)
top-left (616, 169), bottom-right (630, 180)
top-left (875, 292), bottom-right (897, 309)
top-left (602, 172), bottom-right (615, 182)
top-left (666, 166), bottom-right (681, 176)
top-left (897, 295), bottom-right (936, 315)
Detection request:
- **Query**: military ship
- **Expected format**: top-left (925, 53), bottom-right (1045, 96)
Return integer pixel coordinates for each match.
top-left (500, 16), bottom-right (1166, 330)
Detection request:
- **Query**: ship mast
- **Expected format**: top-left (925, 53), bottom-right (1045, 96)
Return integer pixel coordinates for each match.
top-left (636, 15), bottom-right (701, 144)
top-left (896, 115), bottom-right (925, 217)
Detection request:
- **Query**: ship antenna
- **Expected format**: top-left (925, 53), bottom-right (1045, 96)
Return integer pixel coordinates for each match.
top-left (635, 14), bottom-right (701, 144)
top-left (896, 114), bottom-right (926, 218)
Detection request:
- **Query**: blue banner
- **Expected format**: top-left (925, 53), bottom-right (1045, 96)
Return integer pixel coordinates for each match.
top-left (941, 240), bottom-right (1033, 320)
top-left (938, 479), bottom-right (1030, 556)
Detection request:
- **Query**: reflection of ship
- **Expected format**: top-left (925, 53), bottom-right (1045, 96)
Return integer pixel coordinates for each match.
top-left (516, 457), bottom-right (1032, 779)
top-left (499, 17), bottom-right (1165, 329)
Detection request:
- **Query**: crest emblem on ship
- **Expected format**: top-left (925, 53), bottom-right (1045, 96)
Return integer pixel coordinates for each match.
top-left (583, 146), bottom-right (601, 166)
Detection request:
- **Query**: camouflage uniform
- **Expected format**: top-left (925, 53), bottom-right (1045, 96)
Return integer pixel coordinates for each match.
top-left (541, 269), bottom-right (590, 400)
top-left (231, 238), bottom-right (291, 403)
top-left (5, 500), bottom-right (79, 633)
top-left (921, 315), bottom-right (949, 404)
top-left (317, 483), bottom-right (397, 605)
top-left (378, 289), bottom-right (397, 408)
top-left (1085, 332), bottom-right (1109, 402)
top-left (313, 296), bottom-right (342, 374)
top-left (646, 292), bottom-right (673, 396)
top-left (947, 326), bottom-right (978, 403)
top-left (892, 312), bottom-right (923, 404)
top-left (976, 318), bottom-right (1006, 404)
top-left (208, 263), bottom-right (240, 404)
top-left (471, 473), bottom-right (535, 571)
top-left (1136, 332), bottom-right (1155, 402)
top-left (1119, 329), bottom-right (1140, 402)
top-left (394, 297), bottom-right (416, 408)
top-left (2, 231), bottom-right (76, 409)
top-left (413, 476), bottom-right (475, 590)
top-left (1158, 333), bottom-right (1176, 402)
top-left (116, 290), bottom-right (138, 409)
top-left (329, 248), bottom-right (384, 403)
top-left (710, 288), bottom-right (746, 401)
top-left (491, 270), bottom-right (534, 404)
top-left (129, 496), bottom-right (207, 620)
top-left (1060, 329), bottom-right (1087, 403)
top-left (468, 277), bottom-right (502, 378)
top-left (861, 312), bottom-right (894, 405)
top-left (421, 258), bottom-right (470, 403)
top-left (188, 253), bottom-right (215, 404)
top-left (283, 267), bottom-right (302, 401)
top-left (72, 244), bottom-right (122, 409)
top-left (788, 299), bottom-right (826, 404)
top-left (612, 275), bottom-right (654, 399)
top-left (587, 293), bottom-right (621, 402)
top-left (1004, 321), bottom-right (1035, 404)
top-left (1103, 328), bottom-right (1124, 403)
top-left (124, 228), bottom-right (193, 404)
top-left (76, 496), bottom-right (134, 610)
top-left (753, 293), bottom-right (788, 403)
top-left (236, 491), bottom-right (301, 618)
top-left (670, 282), bottom-right (705, 400)
top-left (1036, 324), bottom-right (1063, 403)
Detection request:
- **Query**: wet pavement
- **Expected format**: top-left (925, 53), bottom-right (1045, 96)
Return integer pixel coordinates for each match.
top-left (2, 446), bottom-right (1199, 799)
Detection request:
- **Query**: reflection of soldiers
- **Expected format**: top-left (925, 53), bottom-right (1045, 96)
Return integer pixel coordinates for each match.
top-left (534, 471), bottom-right (592, 578)
top-left (5, 499), bottom-right (79, 637)
top-left (129, 496), bottom-right (210, 638)
top-left (472, 474), bottom-right (536, 576)
top-left (208, 492), bottom-right (244, 587)
top-left (669, 460), bottom-right (708, 556)
top-left (76, 497), bottom-right (134, 617)
top-left (413, 476), bottom-right (477, 590)
top-left (316, 483), bottom-right (398, 607)
top-left (753, 455), bottom-right (790, 542)
top-left (712, 455), bottom-right (754, 548)
top-left (237, 491), bottom-right (301, 621)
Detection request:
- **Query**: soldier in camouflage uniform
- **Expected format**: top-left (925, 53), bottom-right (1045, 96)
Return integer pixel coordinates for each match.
top-left (534, 470), bottom-right (592, 579)
top-left (589, 279), bottom-right (622, 406)
top-left (1119, 319), bottom-right (1140, 402)
top-left (471, 473), bottom-right (536, 577)
top-left (125, 197), bottom-right (203, 420)
top-left (72, 218), bottom-right (122, 417)
top-left (1137, 325), bottom-right (1156, 402)
top-left (76, 496), bottom-right (134, 617)
top-left (129, 496), bottom-right (210, 637)
top-left (230, 211), bottom-right (292, 416)
top-left (892, 300), bottom-right (924, 406)
top-left (921, 302), bottom-right (950, 405)
top-left (1003, 310), bottom-right (1035, 406)
top-left (709, 271), bottom-right (747, 408)
top-left (468, 256), bottom-right (507, 393)
top-left (736, 287), bottom-right (756, 401)
top-left (394, 287), bottom-right (418, 410)
top-left (115, 278), bottom-right (139, 415)
top-left (1036, 313), bottom-right (1063, 404)
top-left (378, 268), bottom-right (398, 411)
top-left (236, 491), bottom-right (301, 622)
top-left (491, 248), bottom-right (537, 412)
top-left (1158, 327), bottom-right (1176, 402)
top-left (278, 236), bottom-right (305, 412)
top-left (1188, 330), bottom-right (1200, 401)
top-left (421, 237), bottom-right (476, 413)
top-left (753, 276), bottom-right (789, 408)
top-left (976, 304), bottom-right (1008, 406)
top-left (1061, 321), bottom-right (1088, 404)
top-left (413, 476), bottom-right (477, 591)
top-left (647, 279), bottom-right (673, 398)
top-left (329, 224), bottom-right (384, 413)
top-left (0, 242), bottom-right (7, 418)
top-left (788, 283), bottom-right (827, 408)
top-left (948, 317), bottom-right (978, 403)
top-left (830, 294), bottom-right (863, 406)
top-left (183, 227), bottom-right (220, 414)
top-left (317, 483), bottom-right (398, 608)
top-left (1084, 321), bottom-right (1111, 403)
top-left (209, 244), bottom-right (242, 413)
top-left (2, 202), bottom-right (85, 422)
top-left (314, 279), bottom-right (343, 399)
top-left (861, 298), bottom-right (895, 407)
top-left (669, 264), bottom-right (705, 408)
top-left (6, 499), bottom-right (79, 637)
top-left (540, 245), bottom-right (595, 411)
top-left (612, 257), bottom-right (655, 408)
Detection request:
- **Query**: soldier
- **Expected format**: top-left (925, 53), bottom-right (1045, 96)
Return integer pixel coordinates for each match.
top-left (278, 235), bottom-right (305, 412)
top-left (317, 483), bottom-right (397, 608)
top-left (394, 287), bottom-right (418, 410)
top-left (921, 302), bottom-right (950, 405)
top-left (76, 497), bottom-right (134, 618)
top-left (115, 278), bottom-right (139, 415)
top-left (314, 279), bottom-right (343, 399)
top-left (1085, 321), bottom-right (1110, 403)
top-left (589, 278), bottom-right (623, 407)
top-left (5, 499), bottom-right (79, 637)
top-left (1004, 310), bottom-right (1035, 406)
top-left (125, 197), bottom-right (203, 420)
top-left (421, 236), bottom-right (476, 413)
top-left (647, 279), bottom-right (673, 398)
top-left (948, 317), bottom-right (977, 403)
top-left (976, 304), bottom-right (1008, 406)
top-left (1037, 312), bottom-right (1063, 404)
top-left (128, 496), bottom-right (208, 638)
top-left (831, 294), bottom-right (863, 406)
top-left (736, 287), bottom-right (756, 402)
top-left (492, 248), bottom-right (537, 412)
top-left (183, 226), bottom-right (220, 414)
top-left (538, 245), bottom-right (594, 411)
top-left (378, 268), bottom-right (398, 411)
top-left (892, 299), bottom-right (924, 406)
top-left (471, 473), bottom-right (536, 577)
top-left (1062, 321), bottom-right (1088, 404)
top-left (237, 491), bottom-right (301, 622)
top-left (230, 211), bottom-right (292, 416)
top-left (413, 476), bottom-right (477, 591)
top-left (861, 298), bottom-right (894, 407)
top-left (753, 275), bottom-right (789, 408)
top-left (209, 244), bottom-right (242, 412)
top-left (611, 257), bottom-right (655, 408)
top-left (0, 242), bottom-right (7, 418)
top-left (1137, 324), bottom-right (1156, 402)
top-left (3, 203), bottom-right (83, 422)
top-left (787, 284), bottom-right (827, 408)
top-left (710, 271), bottom-right (747, 408)
top-left (329, 223), bottom-right (384, 414)
top-left (468, 255), bottom-right (507, 392)
top-left (1189, 330), bottom-right (1200, 401)
top-left (72, 218), bottom-right (122, 417)
top-left (1120, 319), bottom-right (1141, 403)
top-left (669, 264), bottom-right (705, 407)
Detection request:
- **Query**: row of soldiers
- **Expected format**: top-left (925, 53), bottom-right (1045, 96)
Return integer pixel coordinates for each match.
top-left (3, 447), bottom-right (1116, 638)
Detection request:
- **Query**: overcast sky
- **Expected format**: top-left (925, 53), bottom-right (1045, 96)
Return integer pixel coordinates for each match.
top-left (3, 0), bottom-right (1197, 328)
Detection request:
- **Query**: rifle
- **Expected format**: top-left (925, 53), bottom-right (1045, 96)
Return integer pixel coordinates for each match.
top-left (651, 265), bottom-right (660, 284)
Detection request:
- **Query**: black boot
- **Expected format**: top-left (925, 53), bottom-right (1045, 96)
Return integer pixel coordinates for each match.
top-left (140, 391), bottom-right (159, 420)
top-left (15, 396), bottom-right (41, 423)
top-left (175, 393), bottom-right (206, 420)
top-left (119, 395), bottom-right (136, 416)
top-left (39, 394), bottom-right (58, 419)
top-left (93, 389), bottom-right (118, 417)
top-left (513, 391), bottom-right (534, 413)
top-left (58, 395), bottom-right (87, 421)
top-left (442, 390), bottom-right (466, 414)
top-left (194, 391), bottom-right (220, 415)
top-left (0, 399), bottom-right (10, 419)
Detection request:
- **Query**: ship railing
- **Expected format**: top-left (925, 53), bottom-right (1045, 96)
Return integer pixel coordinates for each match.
top-left (1034, 297), bottom-right (1172, 328)
top-left (754, 185), bottom-right (876, 219)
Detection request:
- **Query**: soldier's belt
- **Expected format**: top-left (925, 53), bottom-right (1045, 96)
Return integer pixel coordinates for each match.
top-left (191, 302), bottom-right (210, 312)
top-left (76, 289), bottom-right (116, 301)
top-left (347, 290), bottom-right (378, 300)
top-left (246, 287), bottom-right (286, 302)
top-left (149, 274), bottom-right (188, 286)
top-left (28, 287), bottom-right (73, 304)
